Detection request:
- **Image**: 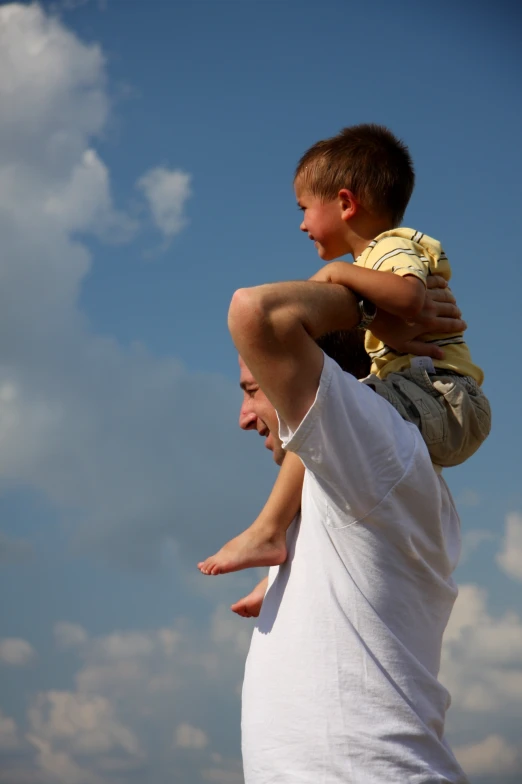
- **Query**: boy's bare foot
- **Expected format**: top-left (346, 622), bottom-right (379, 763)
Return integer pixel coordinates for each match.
top-left (231, 577), bottom-right (268, 618)
top-left (197, 525), bottom-right (287, 575)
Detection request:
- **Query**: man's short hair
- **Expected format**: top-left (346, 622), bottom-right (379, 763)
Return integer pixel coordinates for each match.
top-left (317, 329), bottom-right (371, 380)
top-left (295, 124), bottom-right (415, 227)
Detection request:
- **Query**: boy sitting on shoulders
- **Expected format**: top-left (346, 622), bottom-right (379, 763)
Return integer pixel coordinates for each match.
top-left (199, 124), bottom-right (491, 577)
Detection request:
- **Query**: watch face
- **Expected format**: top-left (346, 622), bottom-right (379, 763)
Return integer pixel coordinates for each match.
top-left (357, 298), bottom-right (376, 330)
top-left (363, 298), bottom-right (377, 316)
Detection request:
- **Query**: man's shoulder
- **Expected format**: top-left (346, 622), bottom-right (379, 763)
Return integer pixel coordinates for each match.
top-left (283, 353), bottom-right (418, 466)
top-left (290, 354), bottom-right (438, 525)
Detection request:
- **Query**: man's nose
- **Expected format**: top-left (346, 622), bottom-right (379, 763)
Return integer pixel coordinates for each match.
top-left (239, 404), bottom-right (257, 431)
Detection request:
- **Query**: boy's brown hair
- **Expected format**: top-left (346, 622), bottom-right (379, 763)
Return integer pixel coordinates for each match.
top-left (295, 124), bottom-right (415, 227)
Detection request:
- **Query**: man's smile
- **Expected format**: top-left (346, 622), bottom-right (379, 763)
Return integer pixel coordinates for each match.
top-left (258, 425), bottom-right (273, 450)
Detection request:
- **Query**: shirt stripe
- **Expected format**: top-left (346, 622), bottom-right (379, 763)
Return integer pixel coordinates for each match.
top-left (372, 247), bottom-right (429, 271)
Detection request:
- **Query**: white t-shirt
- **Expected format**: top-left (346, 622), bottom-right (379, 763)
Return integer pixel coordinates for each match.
top-left (242, 354), bottom-right (468, 784)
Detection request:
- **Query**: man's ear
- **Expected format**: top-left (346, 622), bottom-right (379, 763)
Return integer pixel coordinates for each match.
top-left (338, 189), bottom-right (357, 221)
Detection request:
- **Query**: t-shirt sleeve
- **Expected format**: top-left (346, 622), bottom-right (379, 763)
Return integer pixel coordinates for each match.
top-left (366, 237), bottom-right (428, 285)
top-left (277, 355), bottom-right (418, 523)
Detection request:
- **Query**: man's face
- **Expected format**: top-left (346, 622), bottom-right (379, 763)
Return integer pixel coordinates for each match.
top-left (238, 357), bottom-right (285, 465)
top-left (295, 185), bottom-right (349, 261)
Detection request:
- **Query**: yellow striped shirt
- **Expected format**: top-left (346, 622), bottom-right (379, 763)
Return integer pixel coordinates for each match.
top-left (354, 228), bottom-right (483, 384)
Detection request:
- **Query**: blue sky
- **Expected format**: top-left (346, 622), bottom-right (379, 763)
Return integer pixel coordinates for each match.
top-left (0, 1), bottom-right (520, 782)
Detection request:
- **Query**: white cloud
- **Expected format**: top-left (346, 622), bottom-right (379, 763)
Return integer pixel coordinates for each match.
top-left (23, 690), bottom-right (144, 784)
top-left (54, 623), bottom-right (89, 649)
top-left (138, 166), bottom-right (192, 240)
top-left (27, 734), bottom-right (105, 784)
top-left (201, 753), bottom-right (244, 784)
top-left (496, 512), bottom-right (522, 582)
top-left (1, 610), bottom-right (249, 782)
top-left (440, 582), bottom-right (522, 779)
top-left (43, 148), bottom-right (137, 243)
top-left (175, 723), bottom-right (208, 750)
top-left (0, 3), bottom-right (135, 249)
top-left (69, 624), bottom-right (183, 698)
top-left (28, 691), bottom-right (142, 758)
top-left (0, 709), bottom-right (21, 751)
top-left (0, 638), bottom-right (36, 667)
top-left (453, 734), bottom-right (521, 777)
top-left (54, 0), bottom-right (108, 11)
top-left (441, 584), bottom-right (522, 713)
top-left (0, 4), bottom-right (107, 148)
top-left (0, 3), bottom-right (258, 783)
top-left (0, 1), bottom-right (271, 572)
top-left (93, 631), bottom-right (157, 660)
top-left (460, 528), bottom-right (495, 564)
top-left (70, 607), bottom-right (242, 698)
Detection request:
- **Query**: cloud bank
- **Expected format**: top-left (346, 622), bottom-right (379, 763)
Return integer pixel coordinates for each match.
top-left (0, 2), bottom-right (268, 572)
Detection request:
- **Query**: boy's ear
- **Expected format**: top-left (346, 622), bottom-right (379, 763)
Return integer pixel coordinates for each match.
top-left (338, 189), bottom-right (357, 221)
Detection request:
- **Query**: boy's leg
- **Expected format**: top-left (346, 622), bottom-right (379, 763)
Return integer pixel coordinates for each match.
top-left (231, 576), bottom-right (268, 618)
top-left (197, 452), bottom-right (304, 575)
top-left (363, 364), bottom-right (491, 467)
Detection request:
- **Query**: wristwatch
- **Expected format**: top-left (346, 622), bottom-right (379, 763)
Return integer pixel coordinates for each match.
top-left (356, 297), bottom-right (377, 330)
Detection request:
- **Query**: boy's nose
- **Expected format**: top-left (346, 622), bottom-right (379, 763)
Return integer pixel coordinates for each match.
top-left (300, 219), bottom-right (307, 232)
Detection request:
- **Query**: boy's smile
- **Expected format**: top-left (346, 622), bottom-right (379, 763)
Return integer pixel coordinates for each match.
top-left (295, 187), bottom-right (350, 261)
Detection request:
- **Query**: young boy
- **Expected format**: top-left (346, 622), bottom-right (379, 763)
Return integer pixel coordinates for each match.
top-left (198, 124), bottom-right (491, 578)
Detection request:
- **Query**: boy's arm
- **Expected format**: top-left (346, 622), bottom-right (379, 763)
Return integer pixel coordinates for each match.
top-left (311, 261), bottom-right (425, 321)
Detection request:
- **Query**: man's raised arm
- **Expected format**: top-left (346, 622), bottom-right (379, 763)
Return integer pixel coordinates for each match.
top-left (228, 281), bottom-right (359, 431)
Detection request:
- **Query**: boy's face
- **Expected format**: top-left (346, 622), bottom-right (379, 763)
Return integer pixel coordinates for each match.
top-left (295, 185), bottom-right (351, 261)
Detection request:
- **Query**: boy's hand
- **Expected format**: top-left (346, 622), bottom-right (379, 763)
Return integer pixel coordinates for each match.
top-left (309, 263), bottom-right (338, 283)
top-left (371, 277), bottom-right (466, 360)
top-left (310, 261), bottom-right (425, 321)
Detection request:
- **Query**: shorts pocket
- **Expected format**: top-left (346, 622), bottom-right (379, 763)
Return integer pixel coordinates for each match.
top-left (394, 368), bottom-right (448, 447)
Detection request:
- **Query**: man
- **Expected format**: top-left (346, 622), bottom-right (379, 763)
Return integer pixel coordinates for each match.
top-left (229, 278), bottom-right (470, 783)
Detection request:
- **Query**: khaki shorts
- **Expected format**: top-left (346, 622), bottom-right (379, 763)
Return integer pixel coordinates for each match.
top-left (362, 365), bottom-right (491, 467)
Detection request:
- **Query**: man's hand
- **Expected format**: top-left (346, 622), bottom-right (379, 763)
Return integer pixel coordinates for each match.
top-left (371, 276), bottom-right (466, 360)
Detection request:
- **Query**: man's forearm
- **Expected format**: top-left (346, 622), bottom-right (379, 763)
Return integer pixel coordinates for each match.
top-left (228, 280), bottom-right (360, 350)
top-left (228, 280), bottom-right (361, 431)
